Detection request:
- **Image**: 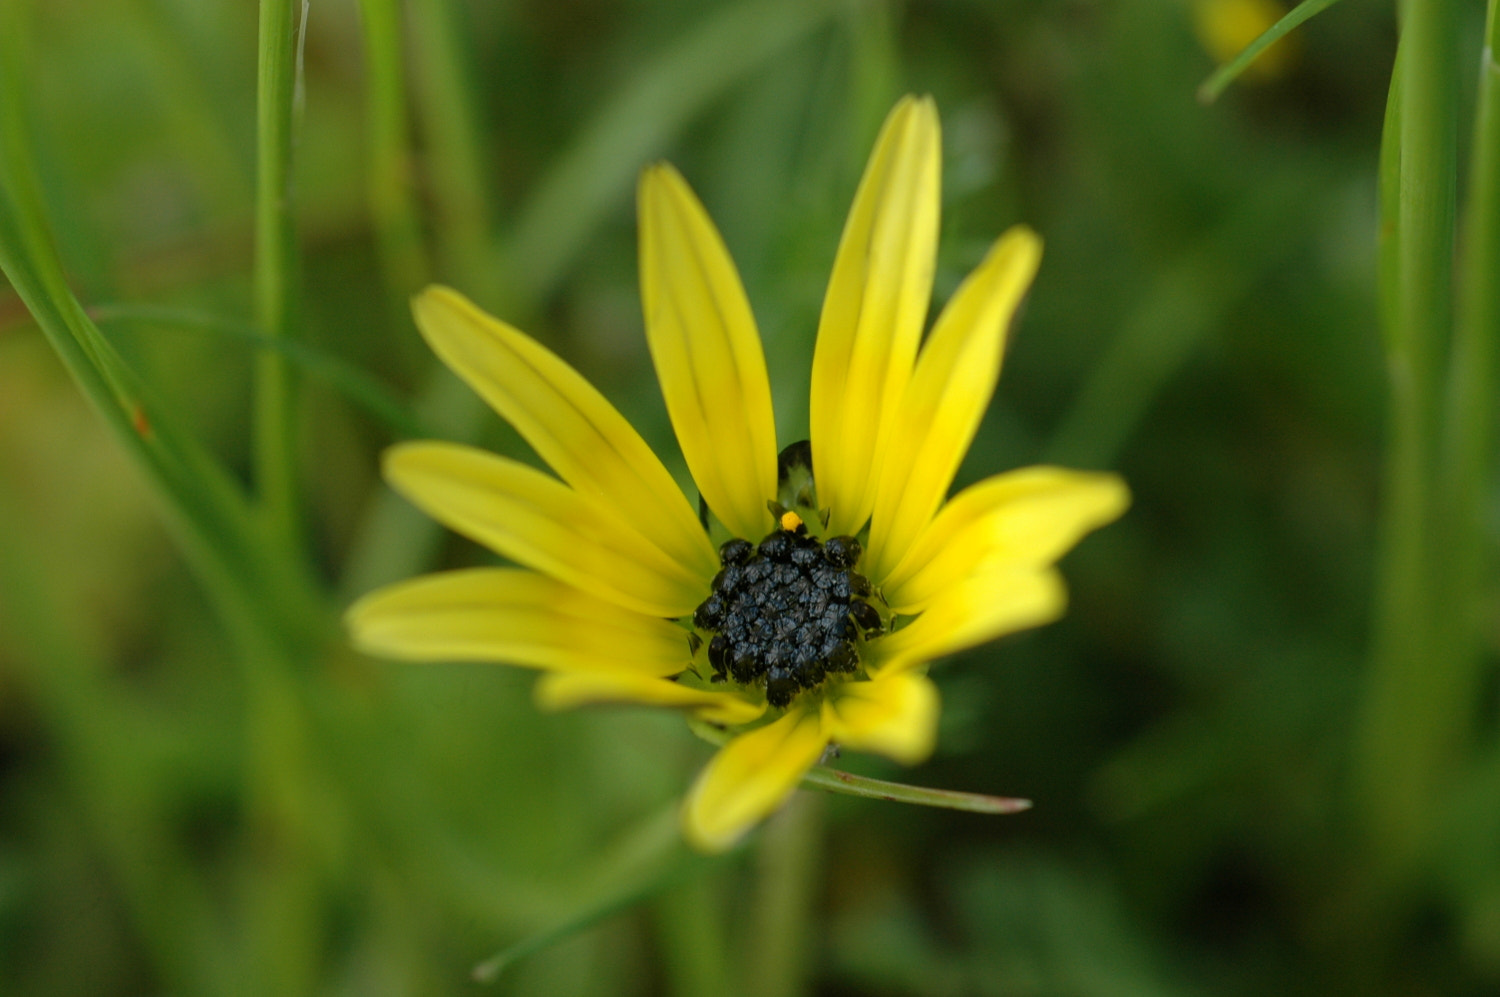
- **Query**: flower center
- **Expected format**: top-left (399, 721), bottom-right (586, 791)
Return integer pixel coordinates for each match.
top-left (693, 512), bottom-right (881, 708)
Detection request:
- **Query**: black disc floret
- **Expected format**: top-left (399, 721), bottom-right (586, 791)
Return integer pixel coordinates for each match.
top-left (692, 526), bottom-right (882, 707)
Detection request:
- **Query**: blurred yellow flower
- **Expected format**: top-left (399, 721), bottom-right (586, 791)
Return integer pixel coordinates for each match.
top-left (1193, 0), bottom-right (1298, 79)
top-left (346, 96), bottom-right (1127, 852)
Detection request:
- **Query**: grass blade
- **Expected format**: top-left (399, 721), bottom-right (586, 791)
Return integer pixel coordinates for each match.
top-left (1356, 0), bottom-right (1460, 875)
top-left (89, 303), bottom-right (431, 440)
top-left (1197, 0), bottom-right (1345, 104)
top-left (503, 0), bottom-right (841, 303)
top-left (253, 0), bottom-right (304, 554)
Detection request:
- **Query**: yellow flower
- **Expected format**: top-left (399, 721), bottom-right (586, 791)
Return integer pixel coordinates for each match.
top-left (346, 96), bottom-right (1128, 852)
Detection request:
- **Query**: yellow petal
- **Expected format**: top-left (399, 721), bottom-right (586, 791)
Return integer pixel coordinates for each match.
top-left (384, 441), bottom-right (708, 618)
top-left (411, 286), bottom-right (717, 582)
top-left (534, 671), bottom-right (766, 726)
top-left (681, 706), bottom-right (828, 852)
top-left (868, 566), bottom-right (1066, 677)
top-left (866, 227), bottom-right (1043, 582)
top-left (810, 95), bottom-right (941, 537)
top-left (821, 672), bottom-right (939, 765)
top-left (638, 164), bottom-right (779, 541)
top-left (346, 568), bottom-right (686, 675)
top-left (883, 467), bottom-right (1129, 613)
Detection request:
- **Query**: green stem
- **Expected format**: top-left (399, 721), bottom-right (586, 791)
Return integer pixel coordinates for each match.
top-left (125, 0), bottom-right (251, 219)
top-left (0, 7), bottom-right (283, 636)
top-left (89, 304), bottom-right (430, 439)
top-left (358, 0), bottom-right (430, 308)
top-left (502, 0), bottom-right (840, 303)
top-left (655, 871), bottom-right (735, 997)
top-left (407, 0), bottom-right (495, 293)
top-left (5, 15), bottom-right (331, 989)
top-left (1357, 0), bottom-right (1459, 874)
top-left (471, 803), bottom-right (701, 984)
top-left (254, 0), bottom-right (303, 556)
top-left (747, 792), bottom-right (822, 997)
top-left (1196, 0), bottom-right (1348, 104)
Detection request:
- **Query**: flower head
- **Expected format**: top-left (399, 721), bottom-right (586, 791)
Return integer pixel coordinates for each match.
top-left (346, 96), bottom-right (1128, 852)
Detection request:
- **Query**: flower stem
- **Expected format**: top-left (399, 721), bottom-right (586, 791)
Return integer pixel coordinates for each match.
top-left (655, 870), bottom-right (735, 997)
top-left (254, 0), bottom-right (304, 557)
top-left (747, 791), bottom-right (823, 997)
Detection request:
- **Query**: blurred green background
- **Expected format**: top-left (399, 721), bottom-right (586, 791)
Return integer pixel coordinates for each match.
top-left (2, 0), bottom-right (1497, 993)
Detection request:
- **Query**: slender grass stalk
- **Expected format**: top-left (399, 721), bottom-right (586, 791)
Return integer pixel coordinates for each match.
top-left (0, 8), bottom-right (301, 640)
top-left (1357, 0), bottom-right (1459, 874)
top-left (358, 0), bottom-right (430, 306)
top-left (843, 0), bottom-right (901, 149)
top-left (407, 0), bottom-right (494, 293)
top-left (3, 24), bottom-right (329, 986)
top-left (125, 0), bottom-right (251, 219)
top-left (89, 304), bottom-right (430, 439)
top-left (254, 0), bottom-right (303, 556)
top-left (656, 872), bottom-right (735, 997)
top-left (1196, 0), bottom-right (1347, 104)
top-left (748, 793), bottom-right (822, 997)
top-left (471, 803), bottom-right (702, 984)
top-left (503, 0), bottom-right (840, 303)
top-left (236, 7), bottom-right (338, 990)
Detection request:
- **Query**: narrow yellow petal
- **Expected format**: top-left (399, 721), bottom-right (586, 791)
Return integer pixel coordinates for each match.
top-left (810, 95), bottom-right (941, 536)
top-left (534, 671), bottom-right (766, 726)
top-left (866, 227), bottom-right (1043, 582)
top-left (681, 706), bottom-right (828, 852)
top-left (883, 467), bottom-right (1129, 613)
top-left (384, 441), bottom-right (708, 618)
top-left (869, 566), bottom-right (1066, 677)
top-left (346, 568), bottom-right (686, 675)
top-left (411, 286), bottom-right (717, 581)
top-left (821, 672), bottom-right (939, 766)
top-left (638, 164), bottom-right (779, 541)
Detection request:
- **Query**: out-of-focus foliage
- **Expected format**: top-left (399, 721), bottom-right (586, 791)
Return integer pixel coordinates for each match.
top-left (1, 0), bottom-right (1495, 994)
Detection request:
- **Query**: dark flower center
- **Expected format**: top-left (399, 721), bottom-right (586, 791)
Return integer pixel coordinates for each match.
top-left (692, 518), bottom-right (879, 708)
